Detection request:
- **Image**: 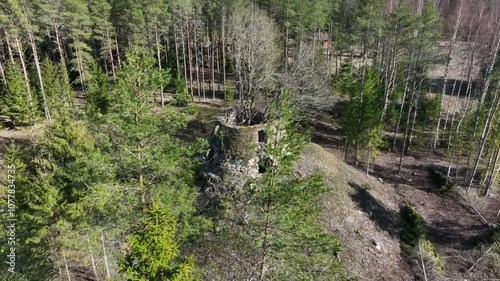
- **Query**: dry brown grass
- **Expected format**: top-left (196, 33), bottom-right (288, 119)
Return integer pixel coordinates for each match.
top-left (296, 143), bottom-right (413, 281)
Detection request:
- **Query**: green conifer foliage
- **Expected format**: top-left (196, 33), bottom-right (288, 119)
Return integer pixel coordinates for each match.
top-left (61, 0), bottom-right (93, 89)
top-left (343, 67), bottom-right (384, 166)
top-left (85, 62), bottom-right (112, 117)
top-left (173, 77), bottom-right (190, 107)
top-left (0, 142), bottom-right (58, 280)
top-left (41, 58), bottom-right (74, 119)
top-left (105, 47), bottom-right (208, 237)
top-left (400, 204), bottom-right (444, 277)
top-left (1, 63), bottom-right (36, 126)
top-left (120, 200), bottom-right (196, 281)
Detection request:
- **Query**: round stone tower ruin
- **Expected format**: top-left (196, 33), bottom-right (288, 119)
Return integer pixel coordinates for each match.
top-left (205, 111), bottom-right (268, 189)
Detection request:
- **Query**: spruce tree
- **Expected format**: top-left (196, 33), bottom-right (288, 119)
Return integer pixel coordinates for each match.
top-left (0, 141), bottom-right (58, 280)
top-left (1, 63), bottom-right (36, 126)
top-left (41, 58), bottom-right (74, 120)
top-left (85, 62), bottom-right (112, 117)
top-left (343, 67), bottom-right (383, 169)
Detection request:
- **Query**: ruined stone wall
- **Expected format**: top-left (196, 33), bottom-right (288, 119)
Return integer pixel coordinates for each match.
top-left (204, 112), bottom-right (287, 191)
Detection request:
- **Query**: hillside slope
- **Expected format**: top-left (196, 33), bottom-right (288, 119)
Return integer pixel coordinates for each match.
top-left (298, 143), bottom-right (500, 280)
top-left (297, 143), bottom-right (413, 280)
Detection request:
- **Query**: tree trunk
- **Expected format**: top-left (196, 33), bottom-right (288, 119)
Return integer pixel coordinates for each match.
top-left (442, 77), bottom-right (460, 142)
top-left (88, 238), bottom-right (99, 281)
top-left (467, 86), bottom-right (500, 190)
top-left (201, 35), bottom-right (206, 100)
top-left (408, 92), bottom-right (420, 147)
top-left (211, 32), bottom-right (216, 99)
top-left (398, 86), bottom-right (417, 174)
top-left (63, 254), bottom-right (71, 281)
top-left (174, 24), bottom-right (180, 77)
top-left (485, 144), bottom-right (500, 196)
top-left (258, 191), bottom-right (273, 281)
top-left (381, 33), bottom-right (400, 124)
top-left (71, 36), bottom-right (87, 93)
top-left (106, 28), bottom-right (116, 79)
top-left (446, 78), bottom-right (473, 180)
top-left (52, 18), bottom-right (67, 68)
top-left (187, 18), bottom-right (194, 99)
top-left (221, 8), bottom-right (227, 95)
top-left (155, 24), bottom-right (165, 107)
top-left (13, 34), bottom-right (36, 128)
top-left (115, 33), bottom-right (122, 68)
top-left (180, 21), bottom-right (189, 94)
top-left (446, 68), bottom-right (468, 148)
top-left (28, 31), bottom-right (51, 122)
top-left (0, 59), bottom-right (6, 86)
top-left (4, 30), bottom-right (15, 64)
top-left (284, 25), bottom-right (288, 72)
top-left (393, 52), bottom-right (414, 151)
top-left (216, 36), bottom-right (221, 92)
top-left (433, 1), bottom-right (463, 150)
top-left (419, 242), bottom-right (428, 281)
top-left (481, 150), bottom-right (495, 186)
top-left (469, 17), bottom-right (500, 148)
top-left (193, 18), bottom-right (201, 100)
top-left (447, 18), bottom-right (479, 179)
top-left (366, 146), bottom-right (372, 176)
top-left (100, 230), bottom-right (111, 279)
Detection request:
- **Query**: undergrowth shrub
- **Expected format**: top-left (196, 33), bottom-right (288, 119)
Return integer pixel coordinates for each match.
top-left (419, 239), bottom-right (445, 276)
top-left (361, 183), bottom-right (371, 190)
top-left (400, 204), bottom-right (426, 255)
top-left (173, 78), bottom-right (191, 107)
top-left (224, 81), bottom-right (234, 106)
top-left (400, 204), bottom-right (445, 278)
top-left (429, 167), bottom-right (455, 192)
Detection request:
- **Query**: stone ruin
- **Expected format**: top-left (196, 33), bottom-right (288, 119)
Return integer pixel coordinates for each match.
top-left (199, 108), bottom-right (296, 205)
top-left (203, 111), bottom-right (268, 191)
top-left (200, 110), bottom-right (289, 209)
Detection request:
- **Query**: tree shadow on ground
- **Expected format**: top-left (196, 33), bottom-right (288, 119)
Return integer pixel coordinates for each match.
top-left (176, 119), bottom-right (212, 143)
top-left (369, 162), bottom-right (434, 192)
top-left (349, 181), bottom-right (401, 238)
top-left (426, 218), bottom-right (492, 250)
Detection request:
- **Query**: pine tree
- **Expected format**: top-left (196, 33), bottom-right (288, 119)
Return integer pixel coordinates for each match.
top-left (110, 0), bottom-right (147, 49)
top-left (87, 0), bottom-right (117, 77)
top-left (120, 199), bottom-right (196, 281)
top-left (35, 0), bottom-right (67, 67)
top-left (103, 47), bottom-right (208, 236)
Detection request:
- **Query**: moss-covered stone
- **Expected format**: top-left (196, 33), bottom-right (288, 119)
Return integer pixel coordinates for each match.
top-left (217, 118), bottom-right (265, 165)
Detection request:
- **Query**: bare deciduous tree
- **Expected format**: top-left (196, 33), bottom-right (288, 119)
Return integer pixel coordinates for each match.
top-left (229, 7), bottom-right (279, 125)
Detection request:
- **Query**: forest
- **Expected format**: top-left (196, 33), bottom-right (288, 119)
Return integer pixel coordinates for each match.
top-left (0, 0), bottom-right (499, 280)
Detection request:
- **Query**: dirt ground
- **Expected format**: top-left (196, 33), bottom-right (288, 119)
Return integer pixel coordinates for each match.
top-left (308, 104), bottom-right (500, 280)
